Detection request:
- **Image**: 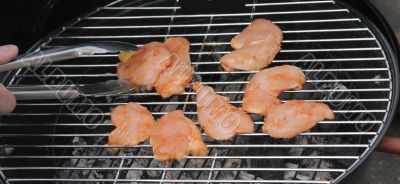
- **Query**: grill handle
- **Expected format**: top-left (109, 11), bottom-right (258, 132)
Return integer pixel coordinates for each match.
top-left (377, 136), bottom-right (400, 154)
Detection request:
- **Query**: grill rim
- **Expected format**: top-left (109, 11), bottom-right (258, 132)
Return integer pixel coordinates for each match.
top-left (331, 1), bottom-right (400, 183)
top-left (0, 0), bottom-right (399, 183)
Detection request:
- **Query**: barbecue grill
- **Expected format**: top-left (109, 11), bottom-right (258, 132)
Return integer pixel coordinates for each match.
top-left (0, 0), bottom-right (399, 183)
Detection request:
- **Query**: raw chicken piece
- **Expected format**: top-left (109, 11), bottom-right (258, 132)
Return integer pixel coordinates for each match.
top-left (193, 82), bottom-right (254, 140)
top-left (231, 18), bottom-right (282, 49)
top-left (220, 19), bottom-right (282, 72)
top-left (150, 110), bottom-right (208, 161)
top-left (263, 100), bottom-right (334, 139)
top-left (243, 65), bottom-right (306, 115)
top-left (110, 102), bottom-right (155, 128)
top-left (116, 42), bottom-right (172, 89)
top-left (220, 39), bottom-right (280, 72)
top-left (108, 103), bottom-right (155, 151)
top-left (155, 37), bottom-right (194, 98)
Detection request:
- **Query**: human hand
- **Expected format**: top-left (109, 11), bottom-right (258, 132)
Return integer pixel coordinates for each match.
top-left (0, 45), bottom-right (19, 113)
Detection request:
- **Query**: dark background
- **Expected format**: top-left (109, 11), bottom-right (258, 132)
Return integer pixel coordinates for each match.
top-left (0, 0), bottom-right (399, 183)
top-left (0, 0), bottom-right (112, 52)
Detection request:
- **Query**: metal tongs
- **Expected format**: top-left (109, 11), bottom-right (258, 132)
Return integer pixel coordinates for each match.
top-left (0, 41), bottom-right (139, 100)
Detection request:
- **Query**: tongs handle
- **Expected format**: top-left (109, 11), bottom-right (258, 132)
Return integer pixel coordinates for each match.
top-left (9, 86), bottom-right (80, 100)
top-left (0, 47), bottom-right (81, 72)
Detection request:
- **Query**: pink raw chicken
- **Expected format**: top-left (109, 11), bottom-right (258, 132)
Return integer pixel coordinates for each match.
top-left (150, 110), bottom-right (208, 161)
top-left (108, 103), bottom-right (155, 151)
top-left (220, 39), bottom-right (280, 72)
top-left (231, 18), bottom-right (282, 49)
top-left (193, 82), bottom-right (254, 140)
top-left (263, 100), bottom-right (335, 139)
top-left (155, 37), bottom-right (194, 98)
top-left (242, 65), bottom-right (306, 115)
top-left (220, 18), bottom-right (282, 72)
top-left (117, 42), bottom-right (172, 89)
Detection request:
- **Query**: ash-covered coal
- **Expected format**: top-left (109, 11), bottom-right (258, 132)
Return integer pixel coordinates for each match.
top-left (283, 136), bottom-right (334, 181)
top-left (56, 137), bottom-right (121, 183)
top-left (248, 136), bottom-right (290, 180)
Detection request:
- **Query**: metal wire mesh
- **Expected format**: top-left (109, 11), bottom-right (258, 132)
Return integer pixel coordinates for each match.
top-left (0, 0), bottom-right (396, 183)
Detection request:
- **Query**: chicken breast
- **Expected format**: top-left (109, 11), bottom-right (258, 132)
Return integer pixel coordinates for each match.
top-left (231, 18), bottom-right (282, 49)
top-left (155, 37), bottom-right (194, 98)
top-left (116, 42), bottom-right (172, 89)
top-left (220, 19), bottom-right (282, 72)
top-left (263, 100), bottom-right (334, 139)
top-left (220, 39), bottom-right (280, 72)
top-left (243, 65), bottom-right (306, 115)
top-left (150, 110), bottom-right (208, 161)
top-left (108, 103), bottom-right (155, 151)
top-left (193, 82), bottom-right (254, 140)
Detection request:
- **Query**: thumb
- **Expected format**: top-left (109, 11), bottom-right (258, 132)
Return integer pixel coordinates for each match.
top-left (0, 83), bottom-right (16, 113)
top-left (0, 45), bottom-right (19, 65)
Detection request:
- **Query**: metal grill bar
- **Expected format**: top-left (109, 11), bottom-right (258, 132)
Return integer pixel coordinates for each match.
top-left (53, 35), bottom-right (374, 42)
top-left (6, 88), bottom-right (391, 93)
top-left (11, 99), bottom-right (390, 107)
top-left (0, 0), bottom-right (394, 183)
top-left (100, 6), bottom-right (181, 10)
top-left (83, 9), bottom-right (349, 19)
top-left (24, 65), bottom-right (388, 70)
top-left (15, 68), bottom-right (387, 77)
top-left (245, 1), bottom-right (334, 6)
top-left (0, 144), bottom-right (371, 148)
top-left (35, 47), bottom-right (383, 54)
top-left (6, 78), bottom-right (391, 88)
top-left (0, 156), bottom-right (359, 159)
top-left (75, 56), bottom-right (386, 62)
top-left (0, 167), bottom-right (347, 172)
top-left (0, 132), bottom-right (378, 137)
top-left (6, 179), bottom-right (332, 183)
top-left (0, 109), bottom-right (388, 116)
top-left (74, 54), bottom-right (386, 61)
top-left (0, 121), bottom-right (383, 127)
top-left (65, 24), bottom-right (366, 30)
top-left (0, 144), bottom-right (369, 148)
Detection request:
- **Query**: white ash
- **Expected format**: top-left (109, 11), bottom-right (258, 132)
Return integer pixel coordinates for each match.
top-left (288, 137), bottom-right (308, 156)
top-left (373, 75), bottom-right (382, 84)
top-left (145, 159), bottom-right (163, 178)
top-left (284, 137), bottom-right (334, 181)
top-left (57, 131), bottom-right (337, 182)
top-left (314, 159), bottom-right (334, 181)
top-left (163, 158), bottom-right (206, 180)
top-left (212, 170), bottom-right (263, 181)
top-left (125, 135), bottom-right (259, 181)
top-left (0, 146), bottom-right (14, 156)
top-left (284, 162), bottom-right (301, 180)
top-left (57, 137), bottom-right (121, 181)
